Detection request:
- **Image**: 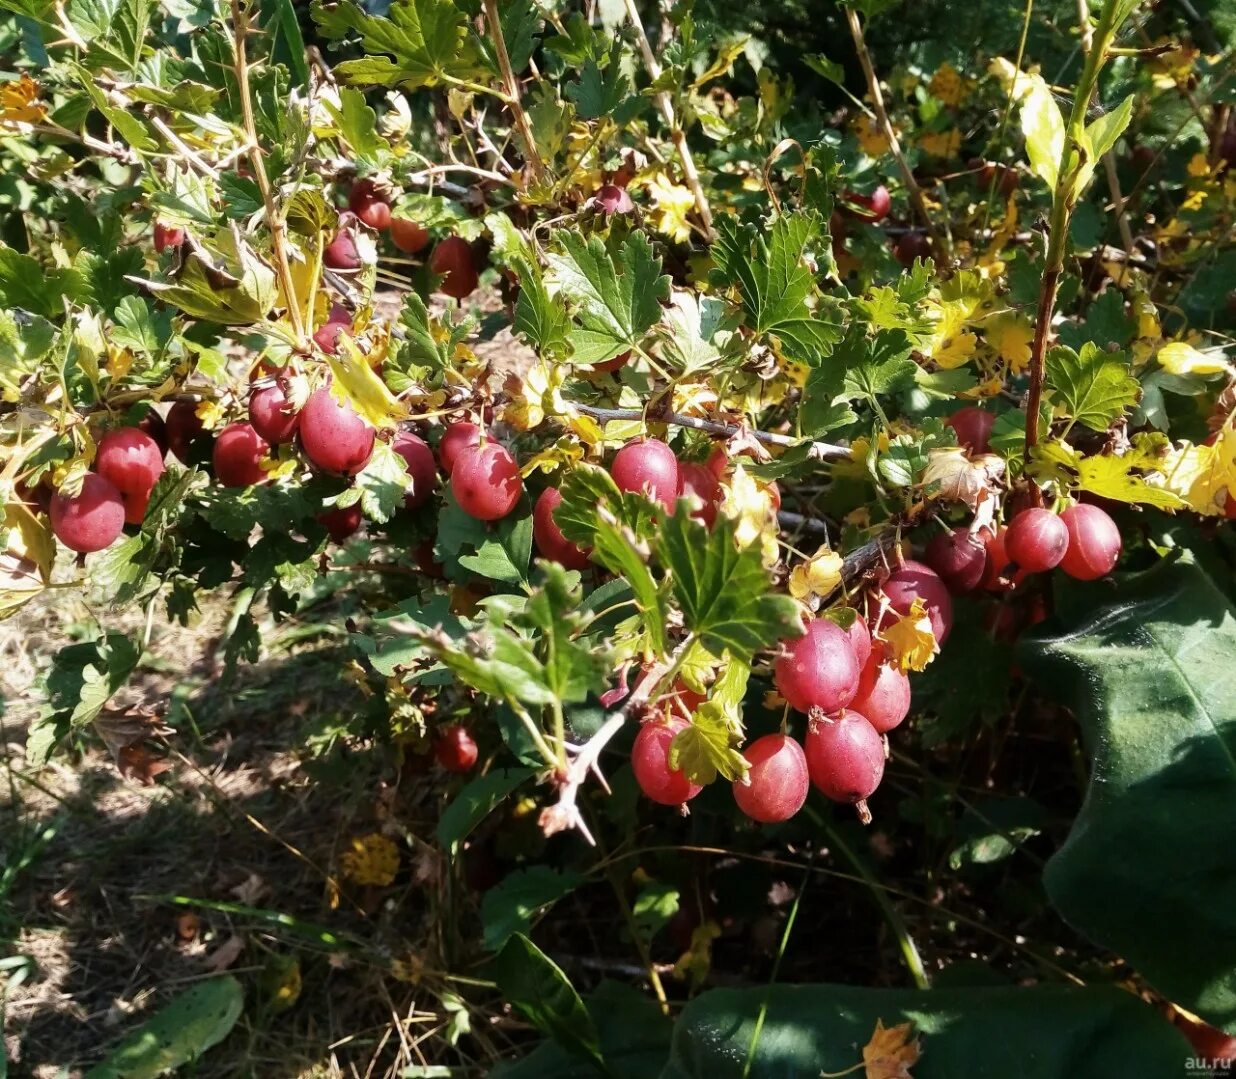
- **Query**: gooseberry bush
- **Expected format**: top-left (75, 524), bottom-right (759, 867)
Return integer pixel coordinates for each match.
top-left (4, 0), bottom-right (1236, 1071)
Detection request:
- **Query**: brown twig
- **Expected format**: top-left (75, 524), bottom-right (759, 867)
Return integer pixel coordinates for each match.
top-left (229, 0), bottom-right (307, 346)
top-left (572, 403), bottom-right (851, 461)
top-left (481, 0), bottom-right (546, 185)
top-left (844, 6), bottom-right (944, 257)
top-left (621, 0), bottom-right (715, 242)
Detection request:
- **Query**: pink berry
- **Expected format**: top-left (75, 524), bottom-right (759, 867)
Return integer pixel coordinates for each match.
top-left (846, 616), bottom-right (873, 669)
top-left (804, 709), bottom-right (885, 806)
top-left (436, 726), bottom-right (478, 773)
top-left (165, 401), bottom-right (209, 464)
top-left (595, 184), bottom-right (635, 214)
top-left (879, 560), bottom-right (954, 643)
top-left (611, 439), bottom-right (679, 512)
top-left (438, 421), bottom-right (482, 476)
top-left (299, 388), bottom-right (375, 477)
top-left (318, 503), bottom-right (362, 542)
top-left (733, 734), bottom-right (809, 823)
top-left (773, 619), bottom-right (861, 714)
top-left (430, 237), bottom-right (479, 300)
top-left (451, 441), bottom-right (523, 521)
top-left (154, 221), bottom-right (185, 253)
top-left (632, 716), bottom-right (702, 806)
top-left (393, 430), bottom-right (437, 509)
top-left (946, 406), bottom-right (996, 454)
top-left (849, 642), bottom-right (911, 734)
top-left (95, 427), bottom-right (165, 496)
top-left (924, 527), bottom-right (987, 594)
top-left (533, 487), bottom-right (591, 570)
top-left (50, 474), bottom-right (125, 553)
top-left (1058, 503), bottom-right (1121, 580)
top-left (248, 384), bottom-right (300, 445)
top-left (678, 462), bottom-right (723, 527)
top-left (1005, 507), bottom-right (1070, 573)
top-left (213, 422), bottom-right (269, 487)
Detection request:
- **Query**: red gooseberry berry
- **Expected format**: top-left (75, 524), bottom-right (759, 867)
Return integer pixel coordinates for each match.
top-left (50, 474), bottom-right (126, 553)
top-left (733, 734), bottom-right (809, 823)
top-left (773, 618), bottom-right (861, 714)
top-left (632, 716), bottom-right (702, 806)
top-left (451, 441), bottom-right (523, 521)
top-left (1005, 507), bottom-right (1070, 573)
top-left (533, 487), bottom-right (591, 570)
top-left (611, 438), bottom-right (680, 513)
top-left (1057, 503), bottom-right (1121, 580)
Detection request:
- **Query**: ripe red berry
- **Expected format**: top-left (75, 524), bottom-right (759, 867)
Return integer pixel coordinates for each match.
top-left (393, 430), bottom-right (437, 509)
top-left (248, 383), bottom-right (300, 445)
top-left (804, 709), bottom-right (885, 805)
top-left (892, 231), bottom-right (931, 266)
top-left (850, 642), bottom-right (911, 734)
top-left (847, 185), bottom-right (891, 221)
top-left (705, 445), bottom-right (729, 480)
top-left (324, 215), bottom-right (364, 270)
top-left (438, 421), bottom-right (482, 476)
top-left (318, 503), bottom-right (362, 542)
top-left (213, 422), bottom-right (269, 487)
top-left (50, 474), bottom-right (126, 553)
top-left (1058, 503), bottom-right (1121, 580)
top-left (95, 427), bottom-right (165, 496)
top-left (430, 237), bottom-right (479, 300)
top-left (436, 726), bottom-right (479, 773)
top-left (678, 462), bottom-right (723, 527)
top-left (593, 349), bottom-right (631, 373)
top-left (632, 716), bottom-right (702, 806)
top-left (595, 184), bottom-right (635, 214)
top-left (733, 734), bottom-right (809, 823)
top-left (924, 527), bottom-right (987, 594)
top-left (533, 487), bottom-right (591, 570)
top-left (946, 406), bottom-right (995, 454)
top-left (135, 408), bottom-right (167, 454)
top-left (390, 217), bottom-right (431, 254)
top-left (313, 304), bottom-right (352, 354)
top-left (165, 400), bottom-right (210, 465)
top-left (611, 438), bottom-right (680, 513)
top-left (846, 616), bottom-right (872, 669)
top-left (981, 527), bottom-right (1015, 592)
top-left (773, 618), bottom-right (860, 714)
top-left (1006, 507), bottom-right (1070, 573)
top-left (1175, 1013), bottom-right (1236, 1066)
top-left (348, 179), bottom-right (391, 231)
top-left (299, 388), bottom-right (375, 477)
top-left (879, 560), bottom-right (954, 643)
top-left (451, 441), bottom-right (523, 521)
top-left (121, 487), bottom-right (150, 527)
top-left (153, 221), bottom-right (185, 253)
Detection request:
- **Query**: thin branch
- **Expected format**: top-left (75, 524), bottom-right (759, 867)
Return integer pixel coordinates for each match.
top-left (844, 6), bottom-right (944, 256)
top-left (0, 119), bottom-right (139, 165)
top-left (572, 403), bottom-right (852, 461)
top-left (621, 0), bottom-right (715, 242)
top-left (228, 0), bottom-right (307, 346)
top-left (481, 0), bottom-right (546, 184)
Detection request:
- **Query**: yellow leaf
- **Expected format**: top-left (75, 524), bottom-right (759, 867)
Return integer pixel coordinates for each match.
top-left (1157, 341), bottom-right (1232, 377)
top-left (918, 129), bottom-right (961, 159)
top-left (1158, 427), bottom-right (1236, 515)
top-left (0, 74), bottom-right (46, 124)
top-left (643, 171), bottom-right (696, 244)
top-left (341, 833), bottom-right (400, 887)
top-left (261, 954), bottom-right (302, 1013)
top-left (720, 464), bottom-right (779, 567)
top-left (880, 598), bottom-right (938, 672)
top-left (519, 438), bottom-right (585, 478)
top-left (862, 1018), bottom-right (922, 1079)
top-left (854, 114), bottom-right (891, 157)
top-left (928, 62), bottom-right (968, 106)
top-left (984, 313), bottom-right (1034, 373)
top-left (503, 361), bottom-right (566, 431)
top-left (1032, 440), bottom-right (1187, 510)
top-left (326, 338), bottom-right (408, 429)
top-left (672, 920), bottom-right (721, 992)
top-left (788, 545), bottom-right (844, 600)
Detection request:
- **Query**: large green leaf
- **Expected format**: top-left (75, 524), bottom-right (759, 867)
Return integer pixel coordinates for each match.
top-left (481, 867), bottom-right (586, 951)
top-left (663, 983), bottom-right (1188, 1078)
top-left (85, 976), bottom-right (243, 1078)
top-left (435, 768), bottom-right (535, 857)
top-left (1022, 558), bottom-right (1236, 1032)
top-left (1044, 341), bottom-right (1139, 433)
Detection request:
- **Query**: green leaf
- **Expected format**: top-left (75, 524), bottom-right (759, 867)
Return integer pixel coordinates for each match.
top-left (437, 490), bottom-right (532, 585)
top-left (326, 87), bottom-right (390, 159)
top-left (663, 983), bottom-right (1189, 1077)
top-left (668, 702), bottom-right (747, 784)
top-left (660, 505), bottom-right (802, 658)
top-left (265, 0), bottom-right (310, 88)
top-left (545, 231), bottom-right (671, 366)
top-left (1083, 93), bottom-right (1134, 163)
top-left (520, 562), bottom-right (610, 704)
top-left (84, 976), bottom-right (243, 1079)
top-left (0, 246), bottom-right (87, 319)
top-left (1057, 286), bottom-right (1135, 352)
top-left (355, 439), bottom-right (409, 524)
top-left (481, 868), bottom-right (585, 951)
top-left (312, 0), bottom-right (476, 90)
top-left (132, 247), bottom-right (277, 326)
top-left (1021, 559), bottom-right (1236, 1031)
top-left (631, 882), bottom-right (680, 944)
top-left (565, 42), bottom-right (636, 122)
top-left (435, 768), bottom-right (535, 857)
top-left (711, 211), bottom-right (842, 363)
top-left (1045, 341), bottom-right (1139, 432)
top-left (1019, 76), bottom-right (1065, 190)
top-left (948, 797), bottom-right (1051, 871)
top-left (489, 934), bottom-right (602, 1070)
top-left (38, 632), bottom-right (140, 740)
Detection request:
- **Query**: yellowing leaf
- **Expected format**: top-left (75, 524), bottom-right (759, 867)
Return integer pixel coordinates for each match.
top-left (1159, 427), bottom-right (1236, 515)
top-left (921, 448), bottom-right (1004, 508)
top-left (519, 438), bottom-right (585, 478)
top-left (918, 129), bottom-right (961, 158)
top-left (341, 833), bottom-right (400, 887)
top-left (719, 464), bottom-right (779, 567)
top-left (643, 171), bottom-right (696, 244)
top-left (668, 704), bottom-right (747, 785)
top-left (928, 62), bottom-right (968, 106)
top-left (673, 919), bottom-right (721, 992)
top-left (0, 74), bottom-right (46, 124)
top-left (503, 361), bottom-right (566, 431)
top-left (326, 339), bottom-right (408, 429)
top-left (984, 313), bottom-right (1034, 372)
top-left (862, 1018), bottom-right (922, 1079)
top-left (1017, 73), bottom-right (1065, 189)
top-left (1032, 439), bottom-right (1187, 510)
top-left (854, 114), bottom-right (891, 157)
top-left (261, 954), bottom-right (302, 1013)
top-left (1157, 341), bottom-right (1232, 377)
top-left (788, 546), bottom-right (843, 600)
top-left (880, 597), bottom-right (938, 672)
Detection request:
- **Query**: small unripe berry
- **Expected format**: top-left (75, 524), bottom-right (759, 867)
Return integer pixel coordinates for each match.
top-left (773, 618), bottom-right (861, 714)
top-left (632, 716), bottom-right (702, 806)
top-left (733, 734), bottom-right (809, 823)
top-left (846, 185), bottom-right (891, 221)
top-left (595, 184), bottom-right (635, 214)
top-left (1006, 507), bottom-right (1070, 573)
top-left (1058, 503), bottom-right (1121, 580)
top-left (154, 221), bottom-right (185, 253)
top-left (50, 474), bottom-right (125, 553)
